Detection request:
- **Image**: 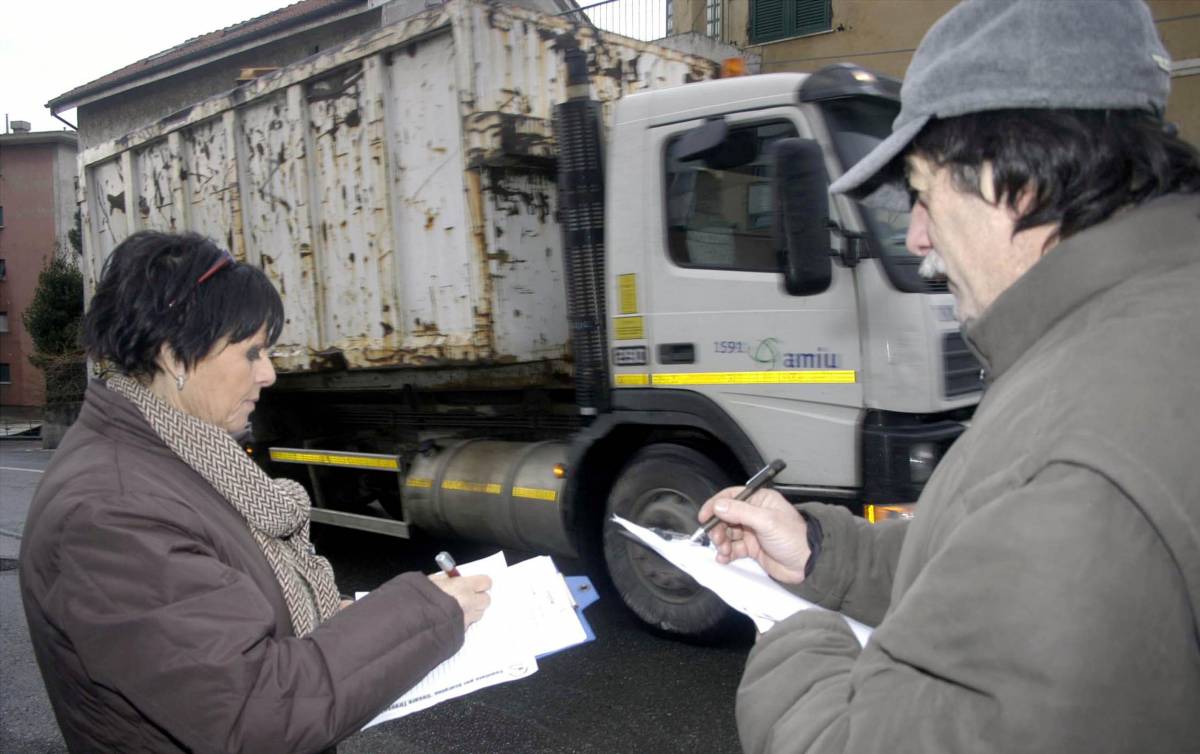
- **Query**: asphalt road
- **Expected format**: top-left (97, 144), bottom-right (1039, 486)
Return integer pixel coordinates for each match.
top-left (1, 440), bottom-right (752, 753)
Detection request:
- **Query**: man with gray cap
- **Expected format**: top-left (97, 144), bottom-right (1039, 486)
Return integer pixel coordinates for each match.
top-left (697, 0), bottom-right (1200, 751)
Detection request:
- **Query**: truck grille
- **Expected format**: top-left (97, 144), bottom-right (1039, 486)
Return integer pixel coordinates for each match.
top-left (942, 332), bottom-right (983, 397)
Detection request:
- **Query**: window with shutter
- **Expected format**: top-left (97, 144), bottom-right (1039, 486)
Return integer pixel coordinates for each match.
top-left (751, 0), bottom-right (832, 44)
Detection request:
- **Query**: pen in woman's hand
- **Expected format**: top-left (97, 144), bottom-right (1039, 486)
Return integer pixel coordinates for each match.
top-left (435, 551), bottom-right (461, 578)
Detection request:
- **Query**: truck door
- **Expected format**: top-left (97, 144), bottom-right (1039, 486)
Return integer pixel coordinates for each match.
top-left (617, 110), bottom-right (864, 490)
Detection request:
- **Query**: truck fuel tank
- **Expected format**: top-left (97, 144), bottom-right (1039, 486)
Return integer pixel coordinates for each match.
top-left (403, 440), bottom-right (575, 559)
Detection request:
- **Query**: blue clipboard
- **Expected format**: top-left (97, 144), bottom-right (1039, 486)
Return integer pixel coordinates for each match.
top-left (536, 575), bottom-right (598, 658)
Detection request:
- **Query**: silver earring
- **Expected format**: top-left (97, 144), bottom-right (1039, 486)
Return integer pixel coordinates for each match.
top-left (175, 373), bottom-right (186, 391)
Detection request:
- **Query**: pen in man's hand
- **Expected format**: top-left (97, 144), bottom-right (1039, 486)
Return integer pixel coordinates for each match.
top-left (689, 459), bottom-right (787, 543)
top-left (435, 551), bottom-right (461, 577)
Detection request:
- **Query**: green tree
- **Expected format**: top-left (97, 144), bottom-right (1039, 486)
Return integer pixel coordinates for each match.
top-left (22, 255), bottom-right (86, 405)
top-left (67, 209), bottom-right (83, 256)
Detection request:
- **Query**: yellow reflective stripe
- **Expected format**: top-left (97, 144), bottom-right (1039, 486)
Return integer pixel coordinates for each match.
top-left (652, 370), bottom-right (856, 385)
top-left (269, 449), bottom-right (398, 470)
top-left (405, 477), bottom-right (433, 488)
top-left (513, 486), bottom-right (557, 502)
top-left (442, 480), bottom-right (503, 494)
top-left (612, 371), bottom-right (857, 387)
top-left (613, 316), bottom-right (644, 340)
top-left (614, 373), bottom-right (650, 386)
top-left (617, 273), bottom-right (638, 314)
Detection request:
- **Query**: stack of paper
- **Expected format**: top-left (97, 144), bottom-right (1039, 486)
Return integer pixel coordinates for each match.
top-left (364, 553), bottom-right (594, 728)
top-left (611, 516), bottom-right (872, 646)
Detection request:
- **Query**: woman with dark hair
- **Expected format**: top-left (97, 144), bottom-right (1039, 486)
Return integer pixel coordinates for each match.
top-left (19, 231), bottom-right (491, 753)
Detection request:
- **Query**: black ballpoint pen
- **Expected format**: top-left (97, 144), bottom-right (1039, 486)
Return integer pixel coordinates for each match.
top-left (689, 459), bottom-right (787, 543)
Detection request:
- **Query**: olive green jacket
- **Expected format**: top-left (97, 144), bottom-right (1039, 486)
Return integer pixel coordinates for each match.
top-left (738, 194), bottom-right (1200, 753)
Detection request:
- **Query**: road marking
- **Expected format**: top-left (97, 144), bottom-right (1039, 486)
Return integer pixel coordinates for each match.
top-left (0, 466), bottom-right (43, 474)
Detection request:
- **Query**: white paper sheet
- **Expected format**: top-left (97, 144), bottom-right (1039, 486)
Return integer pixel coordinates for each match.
top-left (364, 552), bottom-right (591, 728)
top-left (504, 555), bottom-right (588, 657)
top-left (611, 516), bottom-right (873, 646)
top-left (364, 552), bottom-right (536, 727)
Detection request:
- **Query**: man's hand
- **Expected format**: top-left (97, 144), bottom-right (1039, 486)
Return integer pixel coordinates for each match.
top-left (698, 487), bottom-right (810, 584)
top-left (430, 573), bottom-right (492, 628)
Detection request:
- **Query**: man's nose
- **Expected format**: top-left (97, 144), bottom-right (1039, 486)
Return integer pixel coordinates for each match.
top-left (906, 202), bottom-right (932, 257)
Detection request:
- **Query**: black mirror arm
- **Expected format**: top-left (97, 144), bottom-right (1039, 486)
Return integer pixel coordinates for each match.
top-left (826, 221), bottom-right (872, 268)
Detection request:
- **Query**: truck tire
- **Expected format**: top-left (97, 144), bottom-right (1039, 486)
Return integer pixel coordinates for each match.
top-left (602, 443), bottom-right (746, 640)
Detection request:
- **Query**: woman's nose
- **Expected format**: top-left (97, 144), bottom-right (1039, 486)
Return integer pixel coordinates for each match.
top-left (257, 357), bottom-right (277, 387)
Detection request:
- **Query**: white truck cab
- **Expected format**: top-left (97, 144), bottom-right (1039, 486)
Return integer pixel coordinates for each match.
top-left (578, 66), bottom-right (980, 632)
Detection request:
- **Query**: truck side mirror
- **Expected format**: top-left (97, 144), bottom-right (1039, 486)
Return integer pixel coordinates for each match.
top-left (772, 138), bottom-right (832, 296)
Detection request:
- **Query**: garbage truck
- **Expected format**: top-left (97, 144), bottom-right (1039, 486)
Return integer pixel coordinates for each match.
top-left (79, 0), bottom-right (981, 638)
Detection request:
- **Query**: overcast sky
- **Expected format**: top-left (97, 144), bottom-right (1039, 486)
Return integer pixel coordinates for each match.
top-left (1, 0), bottom-right (295, 133)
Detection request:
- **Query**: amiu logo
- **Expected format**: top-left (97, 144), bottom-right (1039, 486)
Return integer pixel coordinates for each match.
top-left (782, 347), bottom-right (841, 369)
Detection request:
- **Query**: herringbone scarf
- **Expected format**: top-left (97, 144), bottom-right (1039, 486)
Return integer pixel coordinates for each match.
top-left (107, 374), bottom-right (340, 636)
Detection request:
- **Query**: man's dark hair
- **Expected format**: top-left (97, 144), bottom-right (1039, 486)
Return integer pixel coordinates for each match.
top-left (83, 231), bottom-right (285, 379)
top-left (912, 109), bottom-right (1200, 242)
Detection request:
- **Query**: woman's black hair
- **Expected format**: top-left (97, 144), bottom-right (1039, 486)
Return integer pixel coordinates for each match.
top-left (912, 109), bottom-right (1200, 243)
top-left (83, 231), bottom-right (284, 379)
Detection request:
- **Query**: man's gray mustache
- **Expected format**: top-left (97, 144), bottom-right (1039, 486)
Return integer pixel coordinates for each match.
top-left (919, 252), bottom-right (947, 280)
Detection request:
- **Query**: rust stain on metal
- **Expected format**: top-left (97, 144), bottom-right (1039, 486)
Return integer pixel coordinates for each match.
top-left (311, 349), bottom-right (349, 371)
top-left (464, 169), bottom-right (495, 353)
top-left (464, 111), bottom-right (554, 168)
top-left (485, 168), bottom-right (551, 223)
top-left (412, 318), bottom-right (442, 336)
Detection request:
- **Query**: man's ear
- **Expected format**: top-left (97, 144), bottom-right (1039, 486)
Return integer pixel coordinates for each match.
top-left (978, 162), bottom-right (1035, 217)
top-left (1010, 182), bottom-right (1040, 218)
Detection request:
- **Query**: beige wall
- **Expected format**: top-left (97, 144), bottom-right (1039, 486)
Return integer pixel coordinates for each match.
top-left (730, 0), bottom-right (955, 78)
top-left (1150, 0), bottom-right (1200, 146)
top-left (671, 0), bottom-right (708, 36)
top-left (709, 0), bottom-right (1199, 146)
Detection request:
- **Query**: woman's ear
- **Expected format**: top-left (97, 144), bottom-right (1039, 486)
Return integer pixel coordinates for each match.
top-left (156, 344), bottom-right (187, 387)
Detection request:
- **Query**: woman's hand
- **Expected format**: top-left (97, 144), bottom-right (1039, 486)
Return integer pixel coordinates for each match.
top-left (698, 487), bottom-right (810, 584)
top-left (430, 573), bottom-right (492, 628)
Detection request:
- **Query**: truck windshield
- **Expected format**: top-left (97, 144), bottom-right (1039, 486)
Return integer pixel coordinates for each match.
top-left (819, 97), bottom-right (941, 293)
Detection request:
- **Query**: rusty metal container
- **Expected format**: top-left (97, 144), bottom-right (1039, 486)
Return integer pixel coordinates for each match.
top-left (79, 0), bottom-right (717, 375)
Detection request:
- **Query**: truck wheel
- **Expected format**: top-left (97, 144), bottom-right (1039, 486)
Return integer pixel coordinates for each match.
top-left (602, 443), bottom-right (745, 640)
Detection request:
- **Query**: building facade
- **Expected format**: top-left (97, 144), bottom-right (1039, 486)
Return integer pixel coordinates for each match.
top-left (0, 128), bottom-right (79, 408)
top-left (669, 0), bottom-right (1200, 146)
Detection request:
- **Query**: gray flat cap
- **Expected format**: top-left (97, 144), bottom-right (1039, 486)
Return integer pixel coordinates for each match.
top-left (829, 0), bottom-right (1172, 199)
